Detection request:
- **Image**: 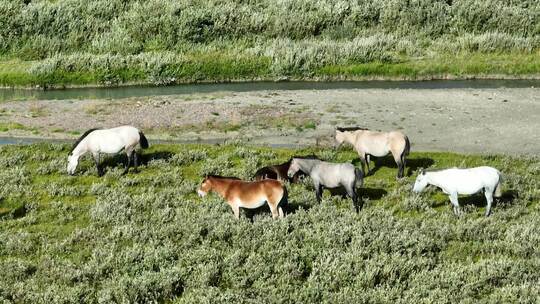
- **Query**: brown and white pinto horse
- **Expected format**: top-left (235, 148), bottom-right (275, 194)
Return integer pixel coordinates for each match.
top-left (197, 175), bottom-right (288, 219)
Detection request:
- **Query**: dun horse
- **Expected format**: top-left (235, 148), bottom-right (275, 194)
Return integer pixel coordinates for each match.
top-left (67, 125), bottom-right (149, 176)
top-left (413, 167), bottom-right (503, 216)
top-left (335, 127), bottom-right (410, 178)
top-left (197, 175), bottom-right (288, 219)
top-left (253, 156), bottom-right (317, 183)
top-left (287, 157), bottom-right (364, 212)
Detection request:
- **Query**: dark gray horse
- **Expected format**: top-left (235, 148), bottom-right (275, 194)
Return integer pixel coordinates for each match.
top-left (287, 157), bottom-right (364, 212)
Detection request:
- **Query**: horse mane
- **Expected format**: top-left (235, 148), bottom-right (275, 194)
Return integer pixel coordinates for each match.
top-left (70, 128), bottom-right (100, 153)
top-left (336, 127), bottom-right (369, 132)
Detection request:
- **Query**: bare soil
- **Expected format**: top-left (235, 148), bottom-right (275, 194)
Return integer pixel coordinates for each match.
top-left (0, 87), bottom-right (538, 154)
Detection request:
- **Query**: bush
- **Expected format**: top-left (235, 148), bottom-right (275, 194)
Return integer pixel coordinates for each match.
top-left (0, 144), bottom-right (539, 303)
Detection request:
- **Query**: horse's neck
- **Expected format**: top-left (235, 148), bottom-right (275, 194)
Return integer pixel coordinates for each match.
top-left (344, 132), bottom-right (358, 144)
top-left (298, 159), bottom-right (317, 173)
top-left (73, 140), bottom-right (89, 157)
top-left (210, 178), bottom-right (233, 198)
top-left (426, 172), bottom-right (445, 189)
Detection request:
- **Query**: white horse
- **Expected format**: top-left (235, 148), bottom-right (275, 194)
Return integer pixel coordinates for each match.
top-left (67, 126), bottom-right (149, 176)
top-left (412, 166), bottom-right (502, 216)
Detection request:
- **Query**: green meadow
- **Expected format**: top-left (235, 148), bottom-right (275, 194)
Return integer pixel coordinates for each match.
top-left (1, 0), bottom-right (539, 87)
top-left (1, 143), bottom-right (539, 302)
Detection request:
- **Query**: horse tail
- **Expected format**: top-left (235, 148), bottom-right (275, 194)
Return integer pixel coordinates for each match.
top-left (402, 135), bottom-right (411, 158)
top-left (354, 167), bottom-right (364, 188)
top-left (138, 131), bottom-right (149, 149)
top-left (494, 171), bottom-right (503, 197)
top-left (278, 184), bottom-right (289, 217)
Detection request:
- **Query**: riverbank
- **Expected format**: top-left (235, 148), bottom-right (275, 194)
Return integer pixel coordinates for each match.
top-left (1, 86), bottom-right (538, 155)
top-left (1, 53), bottom-right (539, 89)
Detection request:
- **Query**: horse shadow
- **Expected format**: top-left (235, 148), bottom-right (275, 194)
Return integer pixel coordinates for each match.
top-left (98, 151), bottom-right (174, 172)
top-left (353, 156), bottom-right (434, 177)
top-left (0, 203), bottom-right (27, 220)
top-left (406, 157), bottom-right (435, 176)
top-left (361, 187), bottom-right (388, 200)
top-left (140, 151), bottom-right (174, 166)
top-left (247, 186), bottom-right (388, 219)
top-left (456, 190), bottom-right (518, 209)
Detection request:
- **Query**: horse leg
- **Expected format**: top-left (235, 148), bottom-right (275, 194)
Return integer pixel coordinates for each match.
top-left (123, 150), bottom-right (133, 175)
top-left (359, 155), bottom-right (368, 176)
top-left (268, 202), bottom-right (280, 219)
top-left (401, 154), bottom-right (407, 177)
top-left (133, 151), bottom-right (139, 173)
top-left (484, 189), bottom-right (493, 217)
top-left (92, 152), bottom-right (103, 177)
top-left (449, 193), bottom-right (461, 216)
top-left (393, 152), bottom-right (404, 179)
top-left (346, 183), bottom-right (362, 213)
top-left (365, 154), bottom-right (371, 175)
top-left (314, 182), bottom-right (323, 203)
top-left (231, 203), bottom-right (240, 219)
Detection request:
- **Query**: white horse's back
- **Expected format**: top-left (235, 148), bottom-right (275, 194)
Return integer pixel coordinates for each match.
top-left (437, 166), bottom-right (501, 195)
top-left (414, 166), bottom-right (502, 216)
top-left (87, 126), bottom-right (141, 154)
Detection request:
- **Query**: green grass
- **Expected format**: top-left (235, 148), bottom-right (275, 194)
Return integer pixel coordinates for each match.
top-left (0, 122), bottom-right (29, 132)
top-left (1, 53), bottom-right (538, 88)
top-left (0, 0), bottom-right (538, 87)
top-left (317, 53), bottom-right (540, 79)
top-left (0, 143), bottom-right (539, 303)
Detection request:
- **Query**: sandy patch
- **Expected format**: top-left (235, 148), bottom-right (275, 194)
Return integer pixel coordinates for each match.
top-left (0, 88), bottom-right (538, 154)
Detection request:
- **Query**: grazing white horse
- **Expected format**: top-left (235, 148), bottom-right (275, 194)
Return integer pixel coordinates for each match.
top-left (413, 166), bottom-right (502, 216)
top-left (67, 126), bottom-right (149, 176)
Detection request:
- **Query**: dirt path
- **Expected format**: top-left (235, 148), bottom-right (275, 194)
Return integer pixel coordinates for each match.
top-left (0, 87), bottom-right (539, 154)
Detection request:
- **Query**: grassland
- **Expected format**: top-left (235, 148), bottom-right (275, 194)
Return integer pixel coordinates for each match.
top-left (0, 0), bottom-right (539, 87)
top-left (0, 142), bottom-right (539, 303)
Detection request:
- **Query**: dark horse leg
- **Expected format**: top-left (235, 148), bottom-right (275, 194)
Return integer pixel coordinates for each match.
top-left (347, 183), bottom-right (363, 212)
top-left (396, 161), bottom-right (404, 178)
top-left (93, 153), bottom-right (103, 177)
top-left (359, 155), bottom-right (369, 176)
top-left (133, 151), bottom-right (139, 173)
top-left (123, 151), bottom-right (133, 175)
top-left (394, 152), bottom-right (405, 179)
top-left (315, 183), bottom-right (323, 203)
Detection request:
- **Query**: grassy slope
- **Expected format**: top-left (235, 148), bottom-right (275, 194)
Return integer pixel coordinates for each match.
top-left (0, 143), bottom-right (539, 302)
top-left (1, 0), bottom-right (539, 87)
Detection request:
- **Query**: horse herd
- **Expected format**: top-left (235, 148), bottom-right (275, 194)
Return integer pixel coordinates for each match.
top-left (67, 125), bottom-right (504, 218)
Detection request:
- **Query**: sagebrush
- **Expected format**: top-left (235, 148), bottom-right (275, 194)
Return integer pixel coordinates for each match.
top-left (0, 143), bottom-right (539, 303)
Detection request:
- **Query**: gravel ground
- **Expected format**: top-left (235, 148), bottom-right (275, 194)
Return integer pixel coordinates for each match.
top-left (0, 87), bottom-right (538, 154)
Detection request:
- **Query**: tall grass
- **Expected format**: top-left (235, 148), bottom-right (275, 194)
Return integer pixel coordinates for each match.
top-left (0, 0), bottom-right (539, 86)
top-left (0, 143), bottom-right (539, 303)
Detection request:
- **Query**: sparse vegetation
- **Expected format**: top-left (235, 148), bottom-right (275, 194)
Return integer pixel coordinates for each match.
top-left (0, 0), bottom-right (538, 87)
top-left (0, 143), bottom-right (539, 303)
